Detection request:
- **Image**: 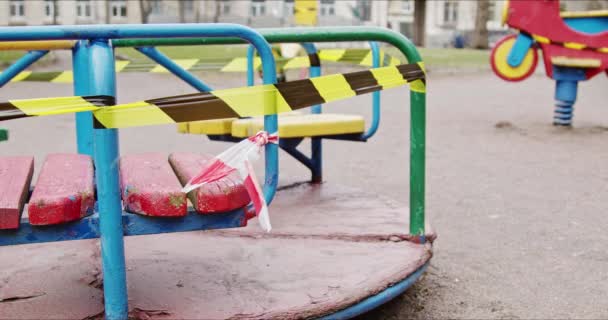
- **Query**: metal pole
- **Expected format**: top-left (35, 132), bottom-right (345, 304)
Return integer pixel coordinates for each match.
top-left (362, 41), bottom-right (381, 140)
top-left (300, 42), bottom-right (323, 183)
top-left (247, 44), bottom-right (255, 86)
top-left (89, 39), bottom-right (128, 320)
top-left (0, 50), bottom-right (48, 87)
top-left (136, 46), bottom-right (213, 92)
top-left (73, 40), bottom-right (94, 156)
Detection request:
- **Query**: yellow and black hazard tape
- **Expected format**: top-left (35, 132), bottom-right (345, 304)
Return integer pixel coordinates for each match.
top-left (4, 49), bottom-right (401, 83)
top-left (0, 62), bottom-right (425, 129)
top-left (0, 95), bottom-right (111, 120)
top-left (527, 32), bottom-right (608, 53)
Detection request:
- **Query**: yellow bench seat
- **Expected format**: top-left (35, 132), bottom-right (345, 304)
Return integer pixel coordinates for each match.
top-left (231, 114), bottom-right (365, 138)
top-left (177, 118), bottom-right (237, 135)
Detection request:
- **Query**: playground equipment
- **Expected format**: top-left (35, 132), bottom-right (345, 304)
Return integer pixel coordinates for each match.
top-left (0, 25), bottom-right (431, 319)
top-left (491, 0), bottom-right (608, 125)
top-left (145, 32), bottom-right (396, 183)
top-left (0, 44), bottom-right (401, 84)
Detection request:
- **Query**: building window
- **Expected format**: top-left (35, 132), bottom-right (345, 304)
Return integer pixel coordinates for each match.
top-left (284, 0), bottom-right (294, 16)
top-left (401, 0), bottom-right (413, 13)
top-left (45, 0), bottom-right (59, 18)
top-left (320, 0), bottom-right (335, 16)
top-left (443, 0), bottom-right (458, 25)
top-left (251, 0), bottom-right (266, 16)
top-left (111, 0), bottom-right (127, 17)
top-left (219, 0), bottom-right (230, 14)
top-left (76, 0), bottom-right (92, 17)
top-left (9, 0), bottom-right (25, 17)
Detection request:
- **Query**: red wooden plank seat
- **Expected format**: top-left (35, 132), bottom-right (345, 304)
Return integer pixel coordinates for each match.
top-left (119, 153), bottom-right (187, 217)
top-left (0, 156), bottom-right (34, 229)
top-left (27, 154), bottom-right (95, 226)
top-left (169, 153), bottom-right (250, 214)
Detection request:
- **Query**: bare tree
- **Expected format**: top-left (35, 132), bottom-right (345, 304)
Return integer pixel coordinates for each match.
top-left (178, 0), bottom-right (185, 23)
top-left (105, 0), bottom-right (111, 24)
top-left (139, 0), bottom-right (154, 24)
top-left (213, 0), bottom-right (222, 23)
top-left (52, 0), bottom-right (58, 25)
top-left (413, 0), bottom-right (426, 47)
top-left (471, 0), bottom-right (490, 49)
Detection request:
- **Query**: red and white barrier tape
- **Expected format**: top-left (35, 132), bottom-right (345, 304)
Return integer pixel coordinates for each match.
top-left (182, 131), bottom-right (278, 232)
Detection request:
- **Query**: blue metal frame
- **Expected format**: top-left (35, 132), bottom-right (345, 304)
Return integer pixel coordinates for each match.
top-left (245, 41), bottom-right (382, 182)
top-left (135, 46), bottom-right (213, 92)
top-left (320, 263), bottom-right (429, 320)
top-left (73, 40), bottom-right (95, 156)
top-left (88, 39), bottom-right (129, 319)
top-left (0, 50), bottom-right (48, 87)
top-left (361, 41), bottom-right (381, 140)
top-left (0, 23), bottom-right (278, 320)
top-left (0, 208), bottom-right (245, 246)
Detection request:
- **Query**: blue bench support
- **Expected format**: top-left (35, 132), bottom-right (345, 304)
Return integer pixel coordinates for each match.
top-left (0, 208), bottom-right (245, 246)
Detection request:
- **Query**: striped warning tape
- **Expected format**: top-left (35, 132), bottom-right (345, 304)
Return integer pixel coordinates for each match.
top-left (0, 62), bottom-right (425, 129)
top-left (528, 32), bottom-right (608, 53)
top-left (4, 49), bottom-right (402, 83)
top-left (221, 48), bottom-right (400, 72)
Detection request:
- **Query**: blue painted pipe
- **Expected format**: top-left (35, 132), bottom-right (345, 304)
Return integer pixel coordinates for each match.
top-left (300, 42), bottom-right (323, 183)
top-left (247, 44), bottom-right (255, 86)
top-left (87, 39), bottom-right (128, 320)
top-left (0, 50), bottom-right (48, 87)
top-left (320, 263), bottom-right (429, 319)
top-left (136, 46), bottom-right (213, 92)
top-left (362, 41), bottom-right (381, 140)
top-left (73, 40), bottom-right (95, 156)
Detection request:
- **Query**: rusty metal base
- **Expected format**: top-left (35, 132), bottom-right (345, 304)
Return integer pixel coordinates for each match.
top-left (0, 183), bottom-right (434, 319)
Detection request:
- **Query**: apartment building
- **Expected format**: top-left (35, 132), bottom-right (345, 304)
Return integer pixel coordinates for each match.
top-left (2, 0), bottom-right (606, 48)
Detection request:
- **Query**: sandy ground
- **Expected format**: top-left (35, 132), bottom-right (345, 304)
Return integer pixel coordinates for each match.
top-left (1, 67), bottom-right (608, 319)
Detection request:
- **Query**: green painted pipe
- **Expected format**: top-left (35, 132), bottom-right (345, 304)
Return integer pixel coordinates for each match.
top-left (115, 26), bottom-right (426, 239)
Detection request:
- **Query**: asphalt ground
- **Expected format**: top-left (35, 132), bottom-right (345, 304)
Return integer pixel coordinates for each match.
top-left (1, 68), bottom-right (607, 319)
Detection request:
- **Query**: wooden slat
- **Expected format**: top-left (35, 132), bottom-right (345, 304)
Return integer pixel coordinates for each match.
top-left (0, 156), bottom-right (34, 229)
top-left (169, 153), bottom-right (250, 214)
top-left (27, 154), bottom-right (95, 226)
top-left (120, 153), bottom-right (187, 217)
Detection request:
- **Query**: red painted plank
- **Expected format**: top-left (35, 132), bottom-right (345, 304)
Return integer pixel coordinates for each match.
top-left (0, 156), bottom-right (34, 229)
top-left (119, 153), bottom-right (187, 217)
top-left (28, 154), bottom-right (95, 226)
top-left (169, 153), bottom-right (250, 214)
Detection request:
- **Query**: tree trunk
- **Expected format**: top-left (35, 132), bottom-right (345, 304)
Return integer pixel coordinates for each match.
top-left (471, 0), bottom-right (490, 49)
top-left (195, 1), bottom-right (201, 22)
top-left (139, 0), bottom-right (152, 24)
top-left (105, 0), bottom-right (110, 24)
top-left (214, 0), bottom-right (221, 23)
top-left (178, 0), bottom-right (185, 23)
top-left (52, 0), bottom-right (58, 24)
top-left (413, 0), bottom-right (426, 47)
